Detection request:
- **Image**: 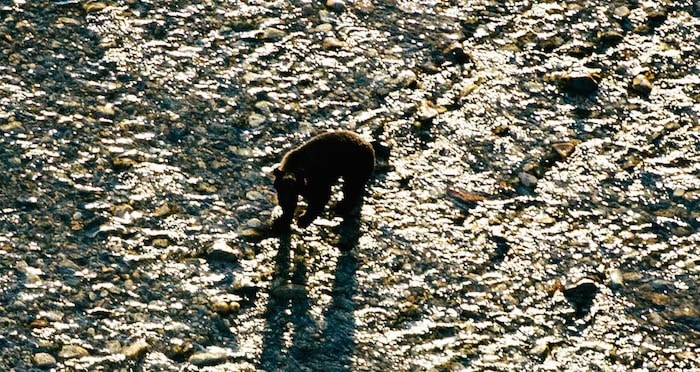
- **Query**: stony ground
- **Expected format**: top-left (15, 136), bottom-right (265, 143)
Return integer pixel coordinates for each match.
top-left (1, 0), bottom-right (698, 370)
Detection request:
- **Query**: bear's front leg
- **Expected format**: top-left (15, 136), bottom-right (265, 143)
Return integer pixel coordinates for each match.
top-left (297, 182), bottom-right (332, 228)
top-left (272, 188), bottom-right (298, 233)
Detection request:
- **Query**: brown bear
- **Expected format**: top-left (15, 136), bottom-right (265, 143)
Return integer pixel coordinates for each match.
top-left (272, 130), bottom-right (375, 231)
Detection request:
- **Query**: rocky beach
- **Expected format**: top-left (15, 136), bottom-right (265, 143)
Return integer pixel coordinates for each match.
top-left (1, 0), bottom-right (698, 370)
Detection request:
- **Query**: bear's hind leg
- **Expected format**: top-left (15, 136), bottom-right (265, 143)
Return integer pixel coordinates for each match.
top-left (336, 177), bottom-right (369, 216)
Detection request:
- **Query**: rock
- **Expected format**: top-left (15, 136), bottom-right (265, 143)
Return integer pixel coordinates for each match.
top-left (152, 238), bottom-right (169, 248)
top-left (672, 189), bottom-right (686, 198)
top-left (59, 345), bottom-right (89, 359)
top-left (33, 353), bottom-right (57, 368)
top-left (30, 319), bottom-right (50, 328)
top-left (207, 240), bottom-right (240, 263)
top-left (631, 74), bottom-right (653, 96)
top-left (561, 70), bottom-right (600, 95)
top-left (248, 112), bottom-right (266, 127)
top-left (446, 187), bottom-right (487, 210)
top-left (646, 9), bottom-right (668, 27)
top-left (530, 340), bottom-right (550, 359)
top-left (122, 339), bottom-right (150, 359)
top-left (271, 283), bottom-right (307, 300)
top-left (551, 141), bottom-right (577, 160)
top-left (613, 6), bottom-right (630, 18)
top-left (260, 27), bottom-right (286, 41)
top-left (416, 100), bottom-right (445, 126)
top-left (563, 278), bottom-right (598, 314)
top-left (326, 0), bottom-right (345, 13)
top-left (212, 301), bottom-right (232, 315)
top-left (189, 349), bottom-right (229, 367)
top-left (153, 203), bottom-right (173, 217)
top-left (94, 104), bottom-right (115, 117)
top-left (669, 306), bottom-right (699, 326)
top-left (518, 172), bottom-right (538, 188)
top-left (393, 70), bottom-right (418, 89)
top-left (443, 42), bottom-right (472, 65)
top-left (322, 37), bottom-right (346, 50)
top-left (597, 30), bottom-right (624, 46)
top-left (609, 269), bottom-right (624, 288)
top-left (83, 1), bottom-right (107, 13)
top-left (238, 227), bottom-right (266, 242)
top-left (112, 157), bottom-right (137, 170)
top-left (196, 182), bottom-right (217, 193)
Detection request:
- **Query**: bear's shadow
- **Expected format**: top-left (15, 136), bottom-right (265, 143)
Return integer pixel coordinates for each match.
top-left (260, 216), bottom-right (360, 371)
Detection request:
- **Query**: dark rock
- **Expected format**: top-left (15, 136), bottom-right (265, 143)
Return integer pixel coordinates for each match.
top-left (550, 141), bottom-right (577, 160)
top-left (443, 42), bottom-right (473, 65)
top-left (564, 278), bottom-right (599, 314)
top-left (536, 35), bottom-right (566, 52)
top-left (561, 71), bottom-right (600, 95)
top-left (646, 9), bottom-right (668, 27)
top-left (446, 187), bottom-right (487, 210)
top-left (597, 30), bottom-right (624, 46)
top-left (565, 42), bottom-right (596, 58)
top-left (326, 0), bottom-right (345, 13)
top-left (518, 172), bottom-right (538, 188)
top-left (207, 240), bottom-right (240, 263)
top-left (631, 74), bottom-right (653, 96)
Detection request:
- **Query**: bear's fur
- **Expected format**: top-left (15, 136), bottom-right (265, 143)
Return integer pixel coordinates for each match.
top-left (272, 130), bottom-right (375, 231)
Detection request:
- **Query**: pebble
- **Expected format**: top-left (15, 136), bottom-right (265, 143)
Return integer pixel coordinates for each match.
top-left (609, 269), bottom-right (624, 288)
top-left (417, 100), bottom-right (445, 125)
top-left (189, 349), bottom-right (229, 367)
top-left (207, 240), bottom-right (241, 263)
top-left (33, 353), bottom-right (57, 368)
top-left (561, 71), bottom-right (600, 95)
top-left (443, 42), bottom-right (472, 64)
top-left (530, 340), bottom-right (551, 358)
top-left (326, 0), bottom-right (345, 13)
top-left (212, 301), bottom-right (232, 315)
top-left (646, 9), bottom-right (668, 27)
top-left (30, 319), bottom-right (50, 328)
top-left (238, 227), bottom-right (266, 242)
top-left (152, 238), bottom-right (169, 248)
top-left (613, 6), bottom-right (631, 18)
top-left (261, 27), bottom-right (286, 41)
top-left (394, 70), bottom-right (418, 89)
top-left (83, 2), bottom-right (107, 13)
top-left (322, 37), bottom-right (346, 50)
top-left (597, 31), bottom-right (624, 46)
top-left (631, 74), bottom-right (653, 96)
top-left (152, 203), bottom-right (173, 217)
top-left (121, 339), bottom-right (150, 359)
top-left (248, 113), bottom-right (266, 127)
top-left (518, 172), bottom-right (538, 188)
top-left (551, 141), bottom-right (577, 160)
top-left (58, 345), bottom-right (90, 359)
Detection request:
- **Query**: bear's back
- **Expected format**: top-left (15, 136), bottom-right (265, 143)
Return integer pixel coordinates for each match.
top-left (281, 131), bottom-right (375, 178)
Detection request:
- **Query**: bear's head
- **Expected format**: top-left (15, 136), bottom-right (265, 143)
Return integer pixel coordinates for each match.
top-left (273, 168), bottom-right (302, 211)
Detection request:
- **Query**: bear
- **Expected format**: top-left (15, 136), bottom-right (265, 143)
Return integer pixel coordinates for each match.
top-left (271, 130), bottom-right (375, 232)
